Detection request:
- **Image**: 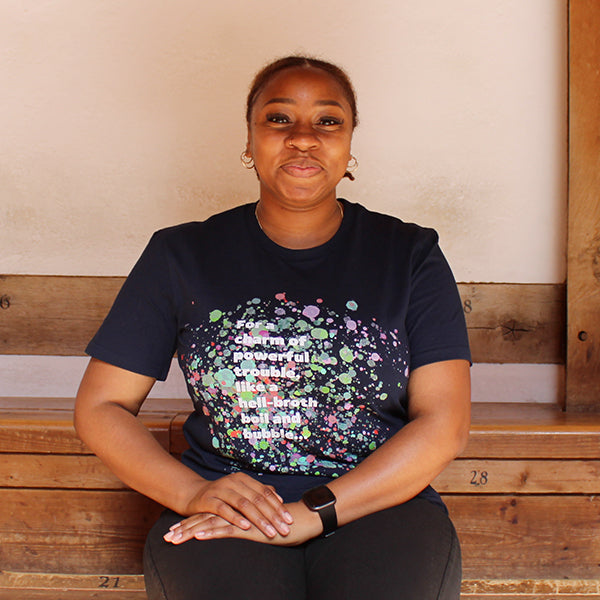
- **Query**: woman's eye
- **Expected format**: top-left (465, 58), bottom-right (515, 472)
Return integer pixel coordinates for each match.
top-left (266, 113), bottom-right (290, 124)
top-left (318, 116), bottom-right (343, 126)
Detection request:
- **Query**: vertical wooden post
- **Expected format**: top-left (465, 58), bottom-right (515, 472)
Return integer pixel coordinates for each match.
top-left (567, 0), bottom-right (600, 411)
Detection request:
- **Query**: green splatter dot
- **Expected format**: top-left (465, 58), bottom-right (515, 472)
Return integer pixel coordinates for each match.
top-left (301, 426), bottom-right (311, 438)
top-left (380, 393), bottom-right (388, 401)
top-left (259, 440), bottom-right (269, 450)
top-left (339, 372), bottom-right (353, 385)
top-left (346, 300), bottom-right (358, 311)
top-left (212, 437), bottom-right (220, 449)
top-left (320, 386), bottom-right (330, 394)
top-left (311, 328), bottom-right (328, 340)
top-left (339, 346), bottom-right (354, 363)
top-left (209, 309), bottom-right (222, 322)
top-left (369, 441), bottom-right (377, 451)
top-left (215, 369), bottom-right (235, 387)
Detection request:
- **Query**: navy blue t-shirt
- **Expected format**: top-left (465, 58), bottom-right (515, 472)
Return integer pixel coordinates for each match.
top-left (87, 200), bottom-right (470, 507)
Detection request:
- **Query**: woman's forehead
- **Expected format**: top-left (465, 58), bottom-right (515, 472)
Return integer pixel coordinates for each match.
top-left (254, 67), bottom-right (351, 111)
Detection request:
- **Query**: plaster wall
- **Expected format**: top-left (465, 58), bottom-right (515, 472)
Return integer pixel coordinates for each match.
top-left (0, 0), bottom-right (567, 401)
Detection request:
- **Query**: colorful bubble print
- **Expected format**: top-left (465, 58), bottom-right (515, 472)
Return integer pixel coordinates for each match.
top-left (179, 294), bottom-right (408, 478)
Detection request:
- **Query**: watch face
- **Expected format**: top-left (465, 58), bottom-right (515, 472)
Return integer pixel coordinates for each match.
top-left (304, 485), bottom-right (336, 510)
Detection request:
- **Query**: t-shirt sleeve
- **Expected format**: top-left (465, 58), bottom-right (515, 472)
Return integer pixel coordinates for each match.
top-left (85, 231), bottom-right (178, 380)
top-left (406, 229), bottom-right (471, 370)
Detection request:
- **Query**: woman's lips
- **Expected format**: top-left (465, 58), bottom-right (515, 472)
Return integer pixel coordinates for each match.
top-left (281, 160), bottom-right (322, 178)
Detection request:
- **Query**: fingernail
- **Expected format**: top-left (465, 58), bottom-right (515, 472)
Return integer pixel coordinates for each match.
top-left (279, 523), bottom-right (290, 535)
top-left (266, 525), bottom-right (277, 537)
top-left (283, 511), bottom-right (293, 524)
top-left (195, 530), bottom-right (206, 538)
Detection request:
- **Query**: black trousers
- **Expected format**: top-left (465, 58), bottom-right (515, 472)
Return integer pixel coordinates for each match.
top-left (144, 497), bottom-right (462, 600)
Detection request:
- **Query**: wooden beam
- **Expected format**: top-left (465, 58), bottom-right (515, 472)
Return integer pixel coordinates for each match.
top-left (1, 573), bottom-right (598, 599)
top-left (0, 275), bottom-right (565, 363)
top-left (567, 0), bottom-right (600, 411)
top-left (458, 283), bottom-right (565, 364)
top-left (445, 494), bottom-right (600, 580)
top-left (0, 489), bottom-right (162, 574)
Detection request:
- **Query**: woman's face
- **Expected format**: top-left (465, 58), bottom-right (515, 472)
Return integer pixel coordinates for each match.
top-left (246, 66), bottom-right (354, 211)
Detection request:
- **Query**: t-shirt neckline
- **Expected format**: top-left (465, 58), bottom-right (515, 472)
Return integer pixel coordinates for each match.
top-left (245, 198), bottom-right (353, 261)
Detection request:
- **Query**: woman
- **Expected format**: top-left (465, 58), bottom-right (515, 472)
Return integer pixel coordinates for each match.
top-left (75, 56), bottom-right (471, 600)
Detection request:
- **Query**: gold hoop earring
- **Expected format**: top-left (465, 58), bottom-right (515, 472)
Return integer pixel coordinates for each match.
top-left (240, 151), bottom-right (254, 169)
top-left (347, 154), bottom-right (358, 173)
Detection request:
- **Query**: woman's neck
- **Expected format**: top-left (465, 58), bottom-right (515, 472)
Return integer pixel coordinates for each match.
top-left (255, 199), bottom-right (344, 250)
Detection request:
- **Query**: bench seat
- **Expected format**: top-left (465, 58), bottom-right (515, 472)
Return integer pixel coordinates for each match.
top-left (1, 398), bottom-right (600, 597)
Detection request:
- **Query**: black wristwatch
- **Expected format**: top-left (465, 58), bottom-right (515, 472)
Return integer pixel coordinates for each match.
top-left (302, 485), bottom-right (337, 537)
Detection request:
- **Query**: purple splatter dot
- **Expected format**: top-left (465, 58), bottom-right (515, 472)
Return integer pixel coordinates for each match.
top-left (303, 305), bottom-right (320, 320)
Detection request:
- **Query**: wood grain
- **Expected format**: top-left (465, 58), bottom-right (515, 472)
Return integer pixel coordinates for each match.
top-left (0, 275), bottom-right (565, 364)
top-left (1, 573), bottom-right (599, 600)
top-left (445, 495), bottom-right (600, 580)
top-left (434, 459), bottom-right (600, 494)
top-left (567, 0), bottom-right (600, 411)
top-left (0, 489), bottom-right (162, 574)
top-left (458, 283), bottom-right (565, 364)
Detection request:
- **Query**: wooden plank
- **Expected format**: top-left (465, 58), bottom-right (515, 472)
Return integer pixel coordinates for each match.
top-left (434, 459), bottom-right (600, 494)
top-left (2, 400), bottom-right (600, 459)
top-left (0, 572), bottom-right (146, 598)
top-left (567, 0), bottom-right (600, 411)
top-left (0, 275), bottom-right (123, 356)
top-left (445, 495), bottom-right (600, 580)
top-left (0, 489), bottom-right (163, 573)
top-left (1, 575), bottom-right (598, 600)
top-left (0, 410), bottom-right (173, 454)
top-left (0, 454), bottom-right (126, 489)
top-left (464, 403), bottom-right (600, 459)
top-left (6, 452), bottom-right (599, 494)
top-left (0, 276), bottom-right (565, 364)
top-left (462, 578), bottom-right (600, 597)
top-left (0, 590), bottom-right (145, 599)
top-left (458, 283), bottom-right (565, 364)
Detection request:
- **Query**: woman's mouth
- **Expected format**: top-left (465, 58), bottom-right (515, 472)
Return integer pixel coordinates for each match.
top-left (281, 160), bottom-right (322, 178)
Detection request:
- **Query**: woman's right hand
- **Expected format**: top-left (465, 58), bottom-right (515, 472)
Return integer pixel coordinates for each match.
top-left (181, 472), bottom-right (294, 539)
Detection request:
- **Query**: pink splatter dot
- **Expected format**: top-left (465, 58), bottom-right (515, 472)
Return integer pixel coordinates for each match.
top-left (275, 292), bottom-right (287, 302)
top-left (302, 305), bottom-right (320, 320)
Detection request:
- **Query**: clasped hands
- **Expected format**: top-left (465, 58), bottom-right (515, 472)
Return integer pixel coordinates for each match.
top-left (163, 472), bottom-right (322, 546)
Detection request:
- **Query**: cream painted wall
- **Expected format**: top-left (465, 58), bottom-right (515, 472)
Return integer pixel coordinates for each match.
top-left (0, 1), bottom-right (567, 401)
top-left (2, 0), bottom-right (566, 282)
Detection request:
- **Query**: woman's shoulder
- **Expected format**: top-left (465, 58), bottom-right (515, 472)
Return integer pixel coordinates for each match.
top-left (343, 199), bottom-right (440, 247)
top-left (149, 203), bottom-right (252, 245)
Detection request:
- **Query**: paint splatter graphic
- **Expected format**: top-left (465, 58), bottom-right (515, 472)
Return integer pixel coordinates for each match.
top-left (179, 294), bottom-right (408, 478)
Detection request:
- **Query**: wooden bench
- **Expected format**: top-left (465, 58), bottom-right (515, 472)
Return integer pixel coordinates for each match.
top-left (1, 398), bottom-right (600, 598)
top-left (1, 276), bottom-right (600, 598)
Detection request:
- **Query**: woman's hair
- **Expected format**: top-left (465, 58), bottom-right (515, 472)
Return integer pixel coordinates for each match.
top-left (246, 56), bottom-right (359, 129)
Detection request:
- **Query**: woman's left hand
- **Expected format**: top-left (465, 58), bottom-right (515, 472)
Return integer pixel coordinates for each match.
top-left (164, 501), bottom-right (322, 546)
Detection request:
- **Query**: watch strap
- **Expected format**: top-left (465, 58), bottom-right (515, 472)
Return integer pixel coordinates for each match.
top-left (317, 500), bottom-right (338, 537)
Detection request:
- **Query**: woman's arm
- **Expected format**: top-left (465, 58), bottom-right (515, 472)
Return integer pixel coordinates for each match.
top-left (74, 358), bottom-right (293, 537)
top-left (328, 358), bottom-right (470, 524)
top-left (167, 358), bottom-right (470, 545)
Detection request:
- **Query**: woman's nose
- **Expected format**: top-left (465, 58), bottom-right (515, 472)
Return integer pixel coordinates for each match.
top-left (286, 126), bottom-right (319, 151)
